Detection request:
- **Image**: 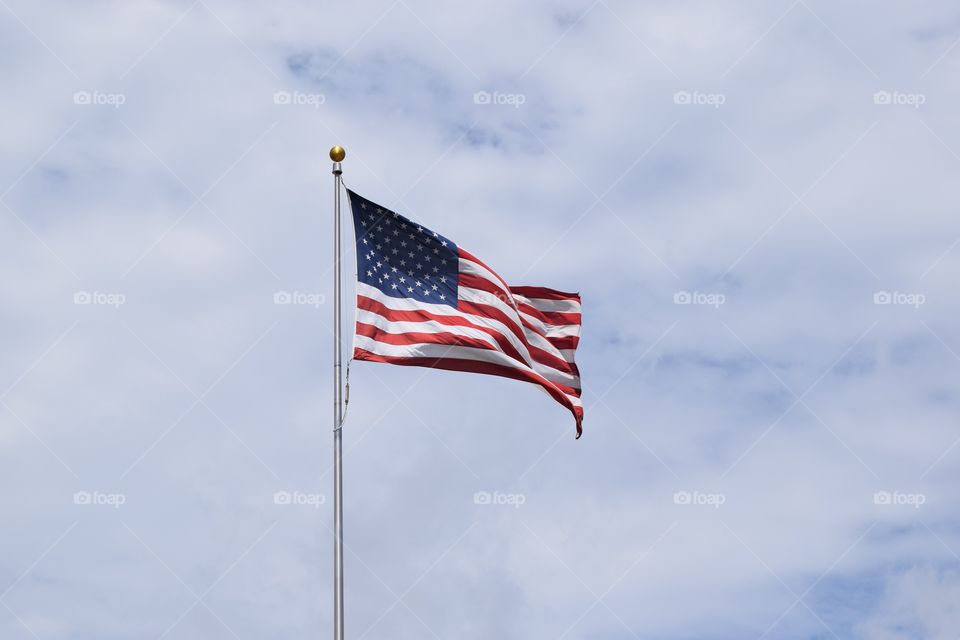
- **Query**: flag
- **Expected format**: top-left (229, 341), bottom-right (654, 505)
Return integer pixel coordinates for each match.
top-left (347, 190), bottom-right (584, 437)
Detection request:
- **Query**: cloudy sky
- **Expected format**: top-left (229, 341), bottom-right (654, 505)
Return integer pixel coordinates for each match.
top-left (2, 0), bottom-right (960, 638)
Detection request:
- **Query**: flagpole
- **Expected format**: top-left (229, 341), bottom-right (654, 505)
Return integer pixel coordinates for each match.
top-left (330, 144), bottom-right (346, 640)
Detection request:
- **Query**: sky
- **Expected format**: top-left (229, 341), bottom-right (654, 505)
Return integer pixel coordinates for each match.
top-left (1, 0), bottom-right (960, 638)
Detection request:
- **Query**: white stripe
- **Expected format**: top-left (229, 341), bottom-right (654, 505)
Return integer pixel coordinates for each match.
top-left (517, 309), bottom-right (581, 339)
top-left (355, 336), bottom-right (582, 408)
top-left (513, 294), bottom-right (581, 314)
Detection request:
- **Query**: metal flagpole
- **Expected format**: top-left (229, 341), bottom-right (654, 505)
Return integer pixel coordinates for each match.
top-left (329, 144), bottom-right (346, 640)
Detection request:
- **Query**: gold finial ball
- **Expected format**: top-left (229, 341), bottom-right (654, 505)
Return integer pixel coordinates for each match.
top-left (329, 146), bottom-right (346, 162)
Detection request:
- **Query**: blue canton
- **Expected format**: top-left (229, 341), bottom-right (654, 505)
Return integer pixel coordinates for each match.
top-left (349, 190), bottom-right (459, 309)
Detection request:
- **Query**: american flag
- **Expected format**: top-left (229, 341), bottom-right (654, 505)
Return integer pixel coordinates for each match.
top-left (347, 190), bottom-right (584, 437)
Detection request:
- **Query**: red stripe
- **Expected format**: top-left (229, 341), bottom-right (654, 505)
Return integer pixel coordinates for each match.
top-left (354, 348), bottom-right (583, 438)
top-left (516, 302), bottom-right (581, 327)
top-left (510, 286), bottom-right (581, 302)
top-left (459, 272), bottom-right (512, 304)
top-left (356, 322), bottom-right (494, 351)
top-left (548, 335), bottom-right (579, 350)
top-left (528, 344), bottom-right (580, 377)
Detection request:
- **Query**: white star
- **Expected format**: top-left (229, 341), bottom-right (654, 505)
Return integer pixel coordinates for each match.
top-left (415, 281), bottom-right (422, 288)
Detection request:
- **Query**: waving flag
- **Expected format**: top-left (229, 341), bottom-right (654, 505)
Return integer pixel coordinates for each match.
top-left (347, 190), bottom-right (584, 437)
